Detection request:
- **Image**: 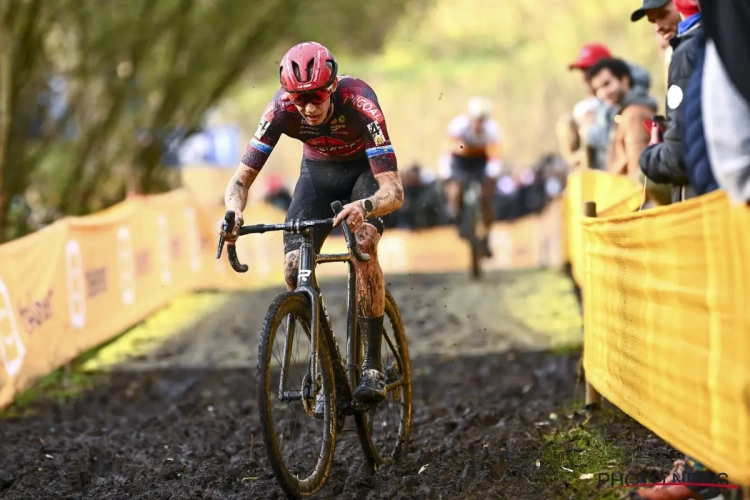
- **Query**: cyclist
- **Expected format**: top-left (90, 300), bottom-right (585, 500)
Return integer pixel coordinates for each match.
top-left (218, 42), bottom-right (403, 408)
top-left (439, 97), bottom-right (502, 257)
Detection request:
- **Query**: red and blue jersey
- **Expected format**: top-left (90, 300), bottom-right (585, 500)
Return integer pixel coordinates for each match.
top-left (241, 76), bottom-right (398, 175)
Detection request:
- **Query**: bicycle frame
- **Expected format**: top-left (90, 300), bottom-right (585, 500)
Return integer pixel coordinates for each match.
top-left (216, 202), bottom-right (372, 414)
top-left (278, 234), bottom-right (362, 410)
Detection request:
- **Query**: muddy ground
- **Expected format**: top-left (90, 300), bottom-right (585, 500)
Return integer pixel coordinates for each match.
top-left (0, 270), bottom-right (680, 499)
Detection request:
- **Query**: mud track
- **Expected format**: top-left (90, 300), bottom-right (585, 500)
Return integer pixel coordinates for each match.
top-left (0, 271), bottom-right (676, 499)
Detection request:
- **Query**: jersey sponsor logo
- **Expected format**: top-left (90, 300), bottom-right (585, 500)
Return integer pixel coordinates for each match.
top-left (345, 94), bottom-right (382, 121)
top-left (306, 136), bottom-right (363, 156)
top-left (366, 122), bottom-right (386, 146)
top-left (254, 118), bottom-right (270, 140)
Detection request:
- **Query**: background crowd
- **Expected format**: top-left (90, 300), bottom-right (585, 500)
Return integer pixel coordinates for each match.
top-left (557, 0), bottom-right (749, 212)
top-left (556, 1), bottom-right (749, 499)
top-left (263, 153), bottom-right (569, 230)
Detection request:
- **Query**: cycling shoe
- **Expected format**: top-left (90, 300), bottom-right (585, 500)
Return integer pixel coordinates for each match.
top-left (353, 369), bottom-right (387, 405)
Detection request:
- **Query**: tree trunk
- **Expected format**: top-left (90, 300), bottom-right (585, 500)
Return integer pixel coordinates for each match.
top-left (0, 25), bottom-right (11, 198)
top-left (0, 193), bottom-right (10, 243)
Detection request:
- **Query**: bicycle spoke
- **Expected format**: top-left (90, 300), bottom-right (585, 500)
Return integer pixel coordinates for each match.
top-left (267, 313), bottom-right (324, 479)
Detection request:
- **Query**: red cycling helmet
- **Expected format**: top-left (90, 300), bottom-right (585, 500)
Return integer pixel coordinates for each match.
top-left (279, 42), bottom-right (338, 98)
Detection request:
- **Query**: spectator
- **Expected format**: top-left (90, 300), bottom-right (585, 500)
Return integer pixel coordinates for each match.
top-left (638, 0), bottom-right (702, 203)
top-left (654, 30), bottom-right (672, 84)
top-left (691, 0), bottom-right (750, 203)
top-left (396, 163), bottom-right (447, 229)
top-left (263, 173), bottom-right (292, 211)
top-left (555, 97), bottom-right (600, 171)
top-left (494, 174), bottom-right (520, 221)
top-left (567, 43), bottom-right (655, 171)
top-left (630, 0), bottom-right (681, 42)
top-left (586, 58), bottom-right (657, 184)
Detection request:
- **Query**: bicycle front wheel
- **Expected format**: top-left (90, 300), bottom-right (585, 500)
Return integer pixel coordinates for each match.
top-left (356, 289), bottom-right (413, 468)
top-left (460, 185), bottom-right (483, 280)
top-left (257, 291), bottom-right (336, 498)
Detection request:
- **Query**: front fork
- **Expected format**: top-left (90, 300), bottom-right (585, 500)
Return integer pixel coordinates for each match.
top-left (345, 260), bottom-right (360, 391)
top-left (277, 241), bottom-right (320, 402)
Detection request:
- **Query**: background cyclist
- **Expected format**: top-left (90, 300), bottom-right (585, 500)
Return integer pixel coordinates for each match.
top-left (439, 96), bottom-right (503, 257)
top-left (217, 41), bottom-right (404, 407)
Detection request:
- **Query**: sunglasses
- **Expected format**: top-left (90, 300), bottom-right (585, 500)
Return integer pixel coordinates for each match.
top-left (287, 89), bottom-right (333, 106)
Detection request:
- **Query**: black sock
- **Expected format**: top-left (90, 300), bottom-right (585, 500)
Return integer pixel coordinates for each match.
top-left (359, 315), bottom-right (384, 373)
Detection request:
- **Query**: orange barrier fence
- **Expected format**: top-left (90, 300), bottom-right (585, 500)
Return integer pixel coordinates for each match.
top-left (0, 188), bottom-right (563, 410)
top-left (565, 170), bottom-right (750, 486)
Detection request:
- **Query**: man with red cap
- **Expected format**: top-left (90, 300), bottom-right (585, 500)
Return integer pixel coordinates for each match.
top-left (566, 42), bottom-right (655, 171)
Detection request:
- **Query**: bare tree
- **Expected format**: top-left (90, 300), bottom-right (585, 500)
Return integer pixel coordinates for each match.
top-left (0, 0), bottom-right (432, 241)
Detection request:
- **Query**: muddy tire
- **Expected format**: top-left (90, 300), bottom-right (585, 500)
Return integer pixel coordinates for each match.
top-left (356, 289), bottom-right (412, 469)
top-left (257, 291), bottom-right (336, 498)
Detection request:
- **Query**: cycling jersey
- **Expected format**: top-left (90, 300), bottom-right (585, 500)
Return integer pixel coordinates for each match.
top-left (241, 76), bottom-right (398, 176)
top-left (439, 114), bottom-right (503, 179)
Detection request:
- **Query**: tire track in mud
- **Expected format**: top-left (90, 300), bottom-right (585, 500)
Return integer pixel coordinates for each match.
top-left (0, 270), bottom-right (674, 499)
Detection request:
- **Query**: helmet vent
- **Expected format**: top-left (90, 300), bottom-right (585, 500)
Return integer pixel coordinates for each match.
top-left (305, 59), bottom-right (315, 82)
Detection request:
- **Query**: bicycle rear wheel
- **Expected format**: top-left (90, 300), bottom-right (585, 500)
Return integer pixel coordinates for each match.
top-left (356, 290), bottom-right (412, 468)
top-left (257, 291), bottom-right (336, 498)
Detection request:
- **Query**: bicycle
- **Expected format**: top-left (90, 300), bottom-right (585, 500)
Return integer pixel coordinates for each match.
top-left (457, 176), bottom-right (485, 280)
top-left (216, 201), bottom-right (412, 499)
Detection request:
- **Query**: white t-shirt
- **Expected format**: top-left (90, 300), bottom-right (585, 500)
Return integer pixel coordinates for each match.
top-left (447, 114), bottom-right (501, 147)
top-left (439, 114), bottom-right (503, 178)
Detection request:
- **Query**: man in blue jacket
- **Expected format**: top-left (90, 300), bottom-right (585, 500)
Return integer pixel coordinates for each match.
top-left (638, 0), bottom-right (702, 203)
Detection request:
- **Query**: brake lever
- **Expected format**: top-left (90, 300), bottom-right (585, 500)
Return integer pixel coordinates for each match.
top-left (217, 210), bottom-right (248, 273)
top-left (330, 201), bottom-right (371, 262)
top-left (216, 210), bottom-right (235, 259)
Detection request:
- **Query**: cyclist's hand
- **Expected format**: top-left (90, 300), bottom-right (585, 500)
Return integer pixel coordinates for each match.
top-left (333, 202), bottom-right (366, 233)
top-left (217, 213), bottom-right (244, 245)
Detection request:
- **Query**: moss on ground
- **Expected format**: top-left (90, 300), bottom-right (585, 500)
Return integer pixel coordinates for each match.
top-left (538, 399), bottom-right (638, 499)
top-left (0, 367), bottom-right (106, 419)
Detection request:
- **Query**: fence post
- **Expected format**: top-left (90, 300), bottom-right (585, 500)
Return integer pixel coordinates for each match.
top-left (582, 201), bottom-right (602, 416)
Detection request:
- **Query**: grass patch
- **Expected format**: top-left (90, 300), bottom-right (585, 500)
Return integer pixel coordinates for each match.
top-left (540, 422), bottom-right (629, 499)
top-left (537, 398), bottom-right (637, 498)
top-left (0, 367), bottom-right (107, 419)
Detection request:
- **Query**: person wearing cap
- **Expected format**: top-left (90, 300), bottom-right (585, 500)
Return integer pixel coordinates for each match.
top-left (567, 43), bottom-right (655, 171)
top-left (638, 0), bottom-right (702, 204)
top-left (631, 0), bottom-right (682, 41)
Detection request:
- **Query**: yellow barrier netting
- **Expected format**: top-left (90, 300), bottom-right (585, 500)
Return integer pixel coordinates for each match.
top-left (565, 170), bottom-right (750, 485)
top-left (564, 170), bottom-right (642, 285)
top-left (0, 185), bottom-right (563, 410)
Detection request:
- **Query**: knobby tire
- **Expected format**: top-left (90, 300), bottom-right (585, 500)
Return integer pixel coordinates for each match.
top-left (257, 291), bottom-right (336, 498)
top-left (355, 290), bottom-right (413, 468)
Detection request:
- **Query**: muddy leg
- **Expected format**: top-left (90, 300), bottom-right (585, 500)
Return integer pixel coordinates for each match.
top-left (283, 250), bottom-right (299, 291)
top-left (351, 224), bottom-right (387, 404)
